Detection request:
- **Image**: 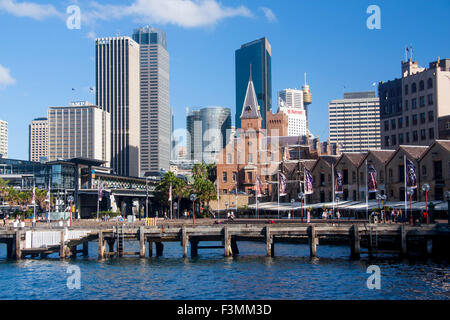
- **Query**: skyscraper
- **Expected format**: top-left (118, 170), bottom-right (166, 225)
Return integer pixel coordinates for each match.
top-left (96, 36), bottom-right (140, 177)
top-left (29, 117), bottom-right (48, 162)
top-left (278, 89), bottom-right (304, 109)
top-left (328, 92), bottom-right (381, 152)
top-left (47, 102), bottom-right (111, 165)
top-left (201, 107), bottom-right (232, 164)
top-left (235, 37), bottom-right (272, 129)
top-left (186, 110), bottom-right (202, 162)
top-left (132, 26), bottom-right (170, 175)
top-left (0, 120), bottom-right (7, 158)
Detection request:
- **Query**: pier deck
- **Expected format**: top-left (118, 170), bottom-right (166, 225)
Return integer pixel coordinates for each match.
top-left (1, 221), bottom-right (449, 260)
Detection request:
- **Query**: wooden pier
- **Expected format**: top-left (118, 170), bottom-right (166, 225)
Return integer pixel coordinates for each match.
top-left (1, 222), bottom-right (449, 260)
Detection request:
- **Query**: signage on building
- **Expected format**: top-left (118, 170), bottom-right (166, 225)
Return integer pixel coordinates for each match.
top-left (69, 101), bottom-right (90, 107)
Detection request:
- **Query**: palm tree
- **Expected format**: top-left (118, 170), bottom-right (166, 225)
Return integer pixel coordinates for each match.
top-left (192, 163), bottom-right (207, 180)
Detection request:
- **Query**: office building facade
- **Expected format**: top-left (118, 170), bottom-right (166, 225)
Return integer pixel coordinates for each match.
top-left (0, 120), bottom-right (7, 158)
top-left (96, 36), bottom-right (141, 177)
top-left (329, 92), bottom-right (381, 152)
top-left (235, 37), bottom-right (272, 129)
top-left (186, 107), bottom-right (232, 163)
top-left (132, 26), bottom-right (170, 175)
top-left (200, 107), bottom-right (232, 164)
top-left (29, 117), bottom-right (49, 162)
top-left (48, 102), bottom-right (111, 166)
top-left (278, 88), bottom-right (304, 109)
top-left (380, 58), bottom-right (450, 149)
top-left (186, 110), bottom-right (202, 162)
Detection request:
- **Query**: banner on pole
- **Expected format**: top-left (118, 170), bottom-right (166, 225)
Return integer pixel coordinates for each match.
top-left (304, 169), bottom-right (314, 195)
top-left (335, 170), bottom-right (344, 194)
top-left (256, 176), bottom-right (263, 198)
top-left (279, 172), bottom-right (287, 196)
top-left (368, 164), bottom-right (378, 193)
top-left (406, 159), bottom-right (417, 189)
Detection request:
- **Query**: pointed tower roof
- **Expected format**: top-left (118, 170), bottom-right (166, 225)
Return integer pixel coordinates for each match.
top-left (240, 65), bottom-right (261, 120)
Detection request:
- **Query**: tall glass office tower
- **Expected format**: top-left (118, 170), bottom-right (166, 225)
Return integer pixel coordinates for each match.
top-left (235, 37), bottom-right (272, 129)
top-left (132, 26), bottom-right (170, 175)
top-left (201, 107), bottom-right (232, 164)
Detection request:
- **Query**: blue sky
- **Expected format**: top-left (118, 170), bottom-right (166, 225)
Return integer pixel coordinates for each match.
top-left (0, 0), bottom-right (449, 160)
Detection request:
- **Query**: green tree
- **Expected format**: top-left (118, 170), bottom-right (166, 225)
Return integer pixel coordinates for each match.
top-left (192, 163), bottom-right (207, 180)
top-left (192, 178), bottom-right (216, 215)
top-left (206, 163), bottom-right (217, 183)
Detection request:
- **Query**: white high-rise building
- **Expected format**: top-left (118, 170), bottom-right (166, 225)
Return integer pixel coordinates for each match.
top-left (96, 36), bottom-right (141, 176)
top-left (278, 89), bottom-right (304, 109)
top-left (29, 117), bottom-right (48, 162)
top-left (133, 26), bottom-right (170, 175)
top-left (329, 92), bottom-right (381, 152)
top-left (0, 120), bottom-right (7, 158)
top-left (276, 89), bottom-right (308, 137)
top-left (278, 106), bottom-right (308, 136)
top-left (48, 102), bottom-right (111, 165)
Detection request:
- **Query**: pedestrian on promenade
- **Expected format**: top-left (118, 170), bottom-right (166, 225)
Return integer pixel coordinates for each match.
top-left (398, 209), bottom-right (403, 222)
top-left (336, 209), bottom-right (341, 221)
top-left (322, 210), bottom-right (327, 220)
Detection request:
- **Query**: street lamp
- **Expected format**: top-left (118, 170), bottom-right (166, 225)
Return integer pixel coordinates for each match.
top-left (445, 191), bottom-right (450, 226)
top-left (335, 196), bottom-right (340, 220)
top-left (422, 183), bottom-right (430, 224)
top-left (407, 188), bottom-right (414, 225)
top-left (190, 194), bottom-right (197, 225)
top-left (298, 192), bottom-right (305, 223)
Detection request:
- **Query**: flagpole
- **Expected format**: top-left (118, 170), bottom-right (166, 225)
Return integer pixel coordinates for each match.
top-left (366, 160), bottom-right (369, 221)
top-left (32, 180), bottom-right (36, 220)
top-left (277, 167), bottom-right (280, 220)
top-left (97, 179), bottom-right (100, 221)
top-left (216, 179), bottom-right (219, 218)
top-left (404, 155), bottom-right (407, 215)
top-left (332, 163), bottom-right (335, 216)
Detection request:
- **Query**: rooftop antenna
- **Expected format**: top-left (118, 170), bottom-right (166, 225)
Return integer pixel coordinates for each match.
top-left (410, 44), bottom-right (413, 61)
top-left (304, 72), bottom-right (307, 86)
top-left (249, 64), bottom-right (252, 81)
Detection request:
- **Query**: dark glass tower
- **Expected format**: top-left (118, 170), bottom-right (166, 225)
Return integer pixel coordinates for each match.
top-left (235, 37), bottom-right (272, 129)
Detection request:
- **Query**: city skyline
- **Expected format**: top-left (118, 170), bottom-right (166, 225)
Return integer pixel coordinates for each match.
top-left (1, 0), bottom-right (450, 160)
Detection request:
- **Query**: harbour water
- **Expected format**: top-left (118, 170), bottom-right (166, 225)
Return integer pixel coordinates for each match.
top-left (0, 241), bottom-right (448, 300)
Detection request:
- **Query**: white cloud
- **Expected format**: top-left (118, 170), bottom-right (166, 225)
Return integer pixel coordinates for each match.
top-left (85, 31), bottom-right (97, 40)
top-left (260, 7), bottom-right (277, 23)
top-left (85, 0), bottom-right (253, 28)
top-left (0, 0), bottom-right (62, 20)
top-left (0, 64), bottom-right (16, 87)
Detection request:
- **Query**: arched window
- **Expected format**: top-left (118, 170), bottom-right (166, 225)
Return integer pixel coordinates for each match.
top-left (405, 84), bottom-right (409, 95)
top-left (427, 78), bottom-right (433, 89)
top-left (412, 83), bottom-right (417, 93)
top-left (419, 80), bottom-right (424, 91)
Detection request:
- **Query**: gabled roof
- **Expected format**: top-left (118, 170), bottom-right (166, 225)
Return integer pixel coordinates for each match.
top-left (386, 145), bottom-right (428, 165)
top-left (360, 150), bottom-right (395, 167)
top-left (311, 155), bottom-right (338, 171)
top-left (419, 140), bottom-right (450, 161)
top-left (302, 159), bottom-right (318, 171)
top-left (240, 70), bottom-right (261, 120)
top-left (337, 152), bottom-right (367, 168)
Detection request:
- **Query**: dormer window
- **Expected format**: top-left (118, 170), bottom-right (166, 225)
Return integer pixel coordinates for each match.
top-left (245, 105), bottom-right (252, 113)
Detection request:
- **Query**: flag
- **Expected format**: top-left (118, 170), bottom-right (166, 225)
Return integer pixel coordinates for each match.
top-left (256, 176), bottom-right (263, 198)
top-left (31, 186), bottom-right (35, 204)
top-left (368, 165), bottom-right (378, 193)
top-left (98, 181), bottom-right (103, 202)
top-left (279, 172), bottom-right (287, 196)
top-left (406, 159), bottom-right (417, 189)
top-left (335, 170), bottom-right (343, 194)
top-left (168, 183), bottom-right (172, 202)
top-left (304, 168), bottom-right (314, 195)
top-left (45, 185), bottom-right (50, 203)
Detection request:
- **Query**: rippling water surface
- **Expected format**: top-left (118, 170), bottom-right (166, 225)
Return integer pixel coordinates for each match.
top-left (0, 241), bottom-right (448, 300)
